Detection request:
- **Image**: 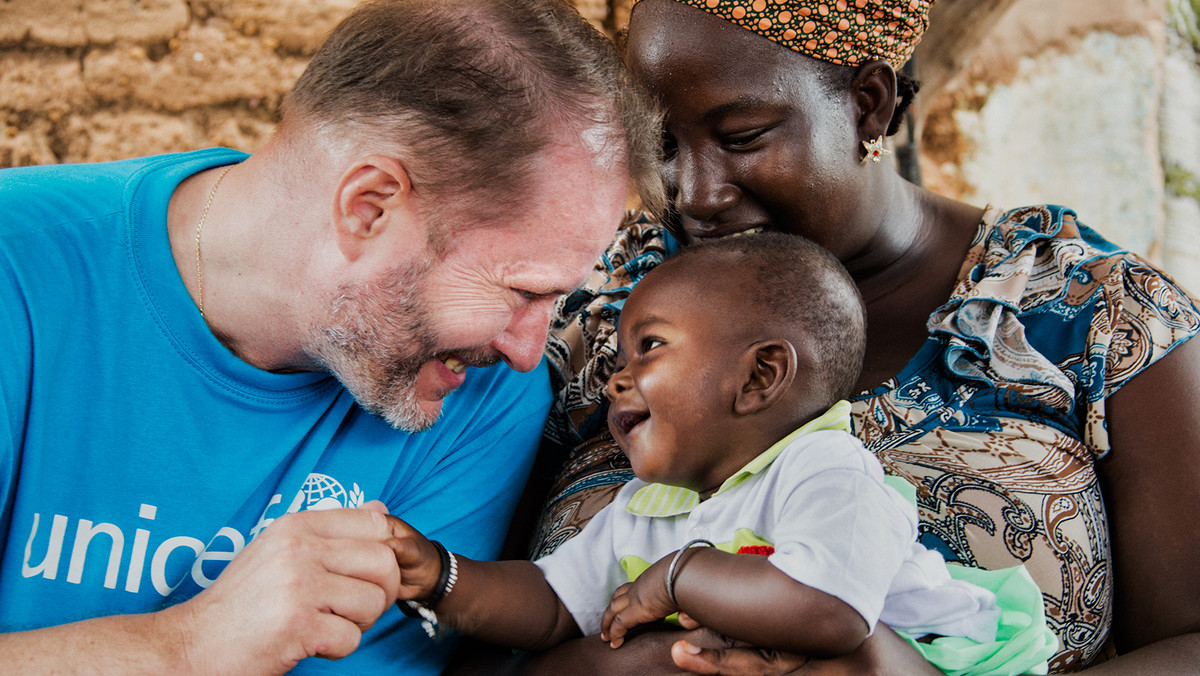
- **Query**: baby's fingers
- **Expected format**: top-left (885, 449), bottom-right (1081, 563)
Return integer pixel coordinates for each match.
top-left (605, 610), bottom-right (636, 648)
top-left (677, 611), bottom-right (701, 630)
top-left (600, 584), bottom-right (632, 642)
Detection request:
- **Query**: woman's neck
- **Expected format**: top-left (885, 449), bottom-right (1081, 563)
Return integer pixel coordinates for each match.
top-left (848, 182), bottom-right (985, 392)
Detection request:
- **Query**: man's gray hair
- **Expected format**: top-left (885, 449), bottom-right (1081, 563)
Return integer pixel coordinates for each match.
top-left (283, 0), bottom-right (665, 223)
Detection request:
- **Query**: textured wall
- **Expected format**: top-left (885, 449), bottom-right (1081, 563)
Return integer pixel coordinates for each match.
top-left (921, 0), bottom-right (1200, 292)
top-left (0, 0), bottom-right (633, 167)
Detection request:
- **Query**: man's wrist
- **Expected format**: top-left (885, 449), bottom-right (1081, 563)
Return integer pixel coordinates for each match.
top-left (156, 597), bottom-right (210, 675)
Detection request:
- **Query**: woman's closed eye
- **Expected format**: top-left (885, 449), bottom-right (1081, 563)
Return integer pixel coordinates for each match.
top-left (720, 126), bottom-right (771, 151)
top-left (662, 130), bottom-right (678, 161)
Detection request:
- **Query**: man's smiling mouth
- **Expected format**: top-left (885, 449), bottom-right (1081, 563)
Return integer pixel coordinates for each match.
top-left (438, 354), bottom-right (467, 374)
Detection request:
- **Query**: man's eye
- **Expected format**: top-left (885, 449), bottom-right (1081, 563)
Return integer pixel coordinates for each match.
top-left (517, 289), bottom-right (553, 303)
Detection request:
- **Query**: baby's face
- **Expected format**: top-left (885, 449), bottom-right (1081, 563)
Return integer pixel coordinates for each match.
top-left (605, 263), bottom-right (749, 494)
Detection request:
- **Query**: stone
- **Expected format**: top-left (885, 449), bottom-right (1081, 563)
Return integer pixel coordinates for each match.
top-left (0, 0), bottom-right (187, 47)
top-left (0, 52), bottom-right (90, 115)
top-left (83, 24), bottom-right (307, 110)
top-left (57, 110), bottom-right (206, 163)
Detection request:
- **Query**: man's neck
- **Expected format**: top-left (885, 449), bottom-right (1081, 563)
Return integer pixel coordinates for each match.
top-left (165, 151), bottom-right (322, 372)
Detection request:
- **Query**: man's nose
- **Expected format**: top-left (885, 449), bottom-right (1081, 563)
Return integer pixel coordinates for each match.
top-left (490, 302), bottom-right (554, 372)
top-left (674, 147), bottom-right (737, 223)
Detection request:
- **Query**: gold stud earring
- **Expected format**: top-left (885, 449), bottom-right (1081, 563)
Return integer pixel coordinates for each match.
top-left (861, 136), bottom-right (890, 164)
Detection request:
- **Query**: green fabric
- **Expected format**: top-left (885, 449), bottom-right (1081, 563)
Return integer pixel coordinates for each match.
top-left (901, 564), bottom-right (1058, 676)
top-left (619, 528), bottom-right (774, 584)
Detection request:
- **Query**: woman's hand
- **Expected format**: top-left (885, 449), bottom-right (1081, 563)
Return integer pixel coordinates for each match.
top-left (669, 619), bottom-right (940, 676)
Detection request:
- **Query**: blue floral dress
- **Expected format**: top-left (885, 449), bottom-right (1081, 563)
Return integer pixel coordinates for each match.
top-left (531, 205), bottom-right (1200, 672)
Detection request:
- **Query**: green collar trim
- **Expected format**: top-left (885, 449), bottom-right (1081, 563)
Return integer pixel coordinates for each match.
top-left (625, 401), bottom-right (853, 517)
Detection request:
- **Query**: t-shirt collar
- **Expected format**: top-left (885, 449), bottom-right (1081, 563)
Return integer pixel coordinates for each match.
top-left (625, 400), bottom-right (853, 517)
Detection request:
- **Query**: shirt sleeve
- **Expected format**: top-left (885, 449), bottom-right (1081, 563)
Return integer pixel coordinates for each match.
top-left (533, 487), bottom-right (632, 637)
top-left (763, 432), bottom-right (918, 630)
top-left (1079, 225), bottom-right (1200, 455)
top-left (0, 245), bottom-right (32, 553)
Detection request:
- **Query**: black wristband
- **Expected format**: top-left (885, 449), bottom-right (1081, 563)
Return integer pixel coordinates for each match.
top-left (398, 540), bottom-right (451, 618)
top-left (426, 540), bottom-right (453, 609)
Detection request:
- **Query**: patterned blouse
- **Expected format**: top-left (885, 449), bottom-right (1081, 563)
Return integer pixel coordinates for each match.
top-left (530, 205), bottom-right (1200, 672)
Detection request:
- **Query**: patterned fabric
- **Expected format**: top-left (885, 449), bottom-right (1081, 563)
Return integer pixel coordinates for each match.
top-left (639, 0), bottom-right (932, 67)
top-left (529, 205), bottom-right (1200, 672)
top-left (542, 212), bottom-right (679, 453)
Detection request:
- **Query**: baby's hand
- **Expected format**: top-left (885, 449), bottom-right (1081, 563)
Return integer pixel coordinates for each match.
top-left (600, 555), bottom-right (677, 648)
top-left (382, 515), bottom-right (442, 603)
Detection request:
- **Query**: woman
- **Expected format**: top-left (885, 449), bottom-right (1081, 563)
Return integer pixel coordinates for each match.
top-left (494, 1), bottom-right (1200, 673)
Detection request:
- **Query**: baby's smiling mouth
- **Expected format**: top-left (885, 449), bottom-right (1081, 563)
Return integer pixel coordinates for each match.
top-left (610, 408), bottom-right (649, 438)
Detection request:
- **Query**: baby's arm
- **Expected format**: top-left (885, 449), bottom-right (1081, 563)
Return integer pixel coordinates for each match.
top-left (386, 516), bottom-right (581, 651)
top-left (601, 546), bottom-right (868, 657)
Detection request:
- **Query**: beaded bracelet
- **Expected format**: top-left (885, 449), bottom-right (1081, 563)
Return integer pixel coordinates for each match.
top-left (666, 539), bottom-right (715, 607)
top-left (400, 540), bottom-right (459, 639)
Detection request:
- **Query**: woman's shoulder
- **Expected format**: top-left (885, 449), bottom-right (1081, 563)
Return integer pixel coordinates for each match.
top-left (556, 211), bottom-right (677, 317)
top-left (968, 204), bottom-right (1197, 313)
top-left (977, 204), bottom-right (1117, 267)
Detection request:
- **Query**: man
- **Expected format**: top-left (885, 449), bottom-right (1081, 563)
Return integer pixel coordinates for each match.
top-left (0, 0), bottom-right (663, 673)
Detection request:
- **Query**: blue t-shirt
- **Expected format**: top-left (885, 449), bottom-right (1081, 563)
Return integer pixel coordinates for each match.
top-left (0, 148), bottom-right (551, 674)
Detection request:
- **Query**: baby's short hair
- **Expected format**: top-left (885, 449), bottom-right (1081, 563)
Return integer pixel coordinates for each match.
top-left (664, 232), bottom-right (867, 401)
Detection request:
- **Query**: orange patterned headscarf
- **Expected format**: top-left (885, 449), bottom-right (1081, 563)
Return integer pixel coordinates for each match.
top-left (635, 0), bottom-right (933, 68)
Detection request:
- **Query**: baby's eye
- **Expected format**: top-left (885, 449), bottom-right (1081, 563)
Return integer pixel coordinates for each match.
top-left (640, 337), bottom-right (665, 353)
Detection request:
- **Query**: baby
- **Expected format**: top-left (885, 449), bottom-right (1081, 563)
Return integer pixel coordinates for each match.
top-left (388, 233), bottom-right (1056, 673)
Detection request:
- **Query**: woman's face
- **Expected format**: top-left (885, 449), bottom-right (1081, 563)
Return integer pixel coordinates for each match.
top-left (626, 0), bottom-right (867, 259)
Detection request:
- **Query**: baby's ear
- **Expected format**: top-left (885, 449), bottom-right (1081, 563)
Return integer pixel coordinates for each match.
top-left (734, 340), bottom-right (798, 416)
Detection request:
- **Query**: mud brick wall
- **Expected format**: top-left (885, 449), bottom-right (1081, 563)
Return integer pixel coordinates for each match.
top-left (0, 0), bottom-right (632, 167)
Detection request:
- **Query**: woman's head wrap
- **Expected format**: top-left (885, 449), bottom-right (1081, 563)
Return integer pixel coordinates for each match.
top-left (635, 0), bottom-right (933, 68)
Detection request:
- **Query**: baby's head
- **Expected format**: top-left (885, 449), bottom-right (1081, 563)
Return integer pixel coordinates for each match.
top-left (605, 232), bottom-right (866, 494)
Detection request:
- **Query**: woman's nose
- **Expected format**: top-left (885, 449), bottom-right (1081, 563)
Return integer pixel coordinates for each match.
top-left (673, 147), bottom-right (738, 223)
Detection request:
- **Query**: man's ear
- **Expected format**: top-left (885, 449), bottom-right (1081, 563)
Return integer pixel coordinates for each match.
top-left (733, 339), bottom-right (798, 416)
top-left (332, 155), bottom-right (413, 261)
top-left (851, 59), bottom-right (898, 150)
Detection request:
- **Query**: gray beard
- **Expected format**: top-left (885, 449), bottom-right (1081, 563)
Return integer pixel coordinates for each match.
top-left (304, 256), bottom-right (444, 432)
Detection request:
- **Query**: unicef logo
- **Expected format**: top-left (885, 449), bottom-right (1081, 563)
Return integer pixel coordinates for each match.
top-left (287, 473), bottom-right (366, 513)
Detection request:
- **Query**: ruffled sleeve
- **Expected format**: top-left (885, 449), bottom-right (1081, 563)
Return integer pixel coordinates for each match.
top-left (926, 205), bottom-right (1200, 459)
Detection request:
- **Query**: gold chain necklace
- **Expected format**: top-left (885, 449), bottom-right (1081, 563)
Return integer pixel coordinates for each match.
top-left (194, 166), bottom-right (233, 319)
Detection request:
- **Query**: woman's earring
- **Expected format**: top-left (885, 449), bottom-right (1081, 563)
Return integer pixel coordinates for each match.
top-left (861, 136), bottom-right (890, 164)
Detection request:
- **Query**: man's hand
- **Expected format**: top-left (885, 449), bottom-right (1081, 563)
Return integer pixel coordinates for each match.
top-left (173, 501), bottom-right (403, 674)
top-left (601, 551), bottom-right (679, 648)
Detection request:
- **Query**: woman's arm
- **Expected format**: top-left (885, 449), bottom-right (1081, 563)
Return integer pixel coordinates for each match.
top-left (445, 627), bottom-right (746, 676)
top-left (1093, 335), bottom-right (1200, 669)
top-left (602, 547), bottom-right (868, 657)
top-left (445, 623), bottom-right (943, 676)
